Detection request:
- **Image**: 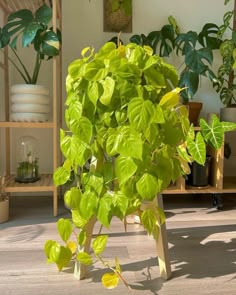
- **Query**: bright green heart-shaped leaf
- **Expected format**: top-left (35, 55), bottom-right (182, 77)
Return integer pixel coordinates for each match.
top-left (87, 81), bottom-right (100, 107)
top-left (113, 191), bottom-right (129, 218)
top-left (49, 244), bottom-right (72, 271)
top-left (97, 193), bottom-right (113, 227)
top-left (44, 240), bottom-right (58, 262)
top-left (102, 273), bottom-right (119, 289)
top-left (69, 116), bottom-right (93, 144)
top-left (53, 166), bottom-right (71, 186)
top-left (61, 135), bottom-right (91, 166)
top-left (84, 59), bottom-right (108, 81)
top-left (159, 88), bottom-right (180, 109)
top-left (79, 190), bottom-right (98, 220)
top-left (77, 252), bottom-right (93, 265)
top-left (92, 235), bottom-right (108, 255)
top-left (64, 187), bottom-right (81, 210)
top-left (128, 97), bottom-right (155, 131)
top-left (106, 127), bottom-right (143, 159)
top-left (72, 210), bottom-right (87, 228)
top-left (115, 156), bottom-right (137, 185)
top-left (141, 209), bottom-right (157, 236)
top-left (57, 218), bottom-right (72, 243)
top-left (82, 172), bottom-right (104, 196)
top-left (100, 77), bottom-right (115, 106)
top-left (136, 173), bottom-right (159, 200)
top-left (77, 230), bottom-right (86, 246)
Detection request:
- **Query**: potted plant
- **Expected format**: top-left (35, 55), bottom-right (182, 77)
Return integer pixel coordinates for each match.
top-left (213, 0), bottom-right (236, 122)
top-left (44, 42), bottom-right (236, 289)
top-left (0, 176), bottom-right (9, 223)
top-left (0, 3), bottom-right (61, 122)
top-left (130, 16), bottom-right (221, 125)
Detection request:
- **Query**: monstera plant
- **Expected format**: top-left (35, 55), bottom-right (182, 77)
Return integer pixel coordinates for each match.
top-left (130, 16), bottom-right (221, 102)
top-left (0, 3), bottom-right (61, 84)
top-left (44, 42), bottom-right (236, 289)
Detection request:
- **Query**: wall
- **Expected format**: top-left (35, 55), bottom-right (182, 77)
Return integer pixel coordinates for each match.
top-left (0, 0), bottom-right (234, 177)
top-left (62, 0), bottom-right (232, 116)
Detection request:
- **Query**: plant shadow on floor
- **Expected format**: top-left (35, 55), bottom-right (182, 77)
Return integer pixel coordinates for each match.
top-left (168, 224), bottom-right (236, 279)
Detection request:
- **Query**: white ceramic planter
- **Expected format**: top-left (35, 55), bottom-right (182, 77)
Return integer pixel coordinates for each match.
top-left (10, 84), bottom-right (50, 122)
top-left (220, 107), bottom-right (236, 123)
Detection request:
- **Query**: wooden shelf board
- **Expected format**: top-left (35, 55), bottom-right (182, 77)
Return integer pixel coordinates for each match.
top-left (163, 184), bottom-right (219, 194)
top-left (4, 174), bottom-right (55, 193)
top-left (222, 176), bottom-right (236, 192)
top-left (0, 121), bottom-right (54, 128)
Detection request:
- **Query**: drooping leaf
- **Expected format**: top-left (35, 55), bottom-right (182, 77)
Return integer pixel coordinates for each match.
top-left (67, 241), bottom-right (77, 254)
top-left (136, 173), bottom-right (159, 200)
top-left (97, 193), bottom-right (113, 227)
top-left (79, 190), bottom-right (98, 220)
top-left (57, 218), bottom-right (73, 243)
top-left (128, 97), bottom-right (155, 131)
top-left (64, 187), bottom-right (81, 210)
top-left (49, 244), bottom-right (72, 271)
top-left (113, 191), bottom-right (129, 218)
top-left (72, 210), bottom-right (87, 228)
top-left (115, 156), bottom-right (137, 185)
top-left (92, 235), bottom-right (108, 255)
top-left (100, 77), bottom-right (115, 106)
top-left (77, 252), bottom-right (93, 265)
top-left (102, 273), bottom-right (119, 289)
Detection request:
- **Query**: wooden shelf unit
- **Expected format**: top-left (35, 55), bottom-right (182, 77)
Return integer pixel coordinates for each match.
top-left (0, 0), bottom-right (62, 216)
top-left (163, 130), bottom-right (236, 197)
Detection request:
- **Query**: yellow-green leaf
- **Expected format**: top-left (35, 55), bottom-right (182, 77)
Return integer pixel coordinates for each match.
top-left (102, 273), bottom-right (119, 289)
top-left (76, 252), bottom-right (93, 265)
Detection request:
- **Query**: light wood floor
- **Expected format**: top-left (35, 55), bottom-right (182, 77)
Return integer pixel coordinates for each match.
top-left (0, 193), bottom-right (236, 295)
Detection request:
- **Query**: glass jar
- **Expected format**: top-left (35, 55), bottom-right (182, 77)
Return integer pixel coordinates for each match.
top-left (15, 136), bottom-right (40, 183)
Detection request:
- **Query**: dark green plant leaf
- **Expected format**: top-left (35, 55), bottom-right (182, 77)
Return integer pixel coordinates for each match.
top-left (198, 23), bottom-right (221, 49)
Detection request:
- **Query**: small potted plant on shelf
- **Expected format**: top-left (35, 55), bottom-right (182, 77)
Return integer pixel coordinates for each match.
top-left (213, 0), bottom-right (236, 122)
top-left (0, 176), bottom-right (9, 223)
top-left (130, 16), bottom-right (221, 125)
top-left (0, 3), bottom-right (61, 122)
top-left (44, 42), bottom-right (236, 289)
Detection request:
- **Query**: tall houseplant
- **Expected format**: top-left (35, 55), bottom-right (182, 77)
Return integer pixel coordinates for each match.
top-left (0, 3), bottom-right (61, 122)
top-left (44, 42), bottom-right (236, 289)
top-left (0, 3), bottom-right (60, 84)
top-left (214, 0), bottom-right (236, 122)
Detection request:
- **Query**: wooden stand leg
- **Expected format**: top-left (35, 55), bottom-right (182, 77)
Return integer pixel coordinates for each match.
top-left (74, 216), bottom-right (97, 280)
top-left (155, 194), bottom-right (171, 280)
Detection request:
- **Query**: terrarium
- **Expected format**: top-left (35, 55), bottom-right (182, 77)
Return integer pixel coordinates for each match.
top-left (15, 136), bottom-right (40, 183)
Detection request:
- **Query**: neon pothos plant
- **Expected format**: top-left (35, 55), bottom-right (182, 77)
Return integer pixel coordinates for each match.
top-left (44, 42), bottom-right (236, 289)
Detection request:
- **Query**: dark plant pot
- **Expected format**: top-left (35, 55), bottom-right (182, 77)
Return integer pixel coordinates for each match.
top-left (187, 102), bottom-right (203, 126)
top-left (187, 156), bottom-right (211, 187)
top-left (220, 106), bottom-right (236, 123)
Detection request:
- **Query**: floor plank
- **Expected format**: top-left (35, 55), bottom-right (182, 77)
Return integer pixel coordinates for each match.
top-left (0, 193), bottom-right (236, 294)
